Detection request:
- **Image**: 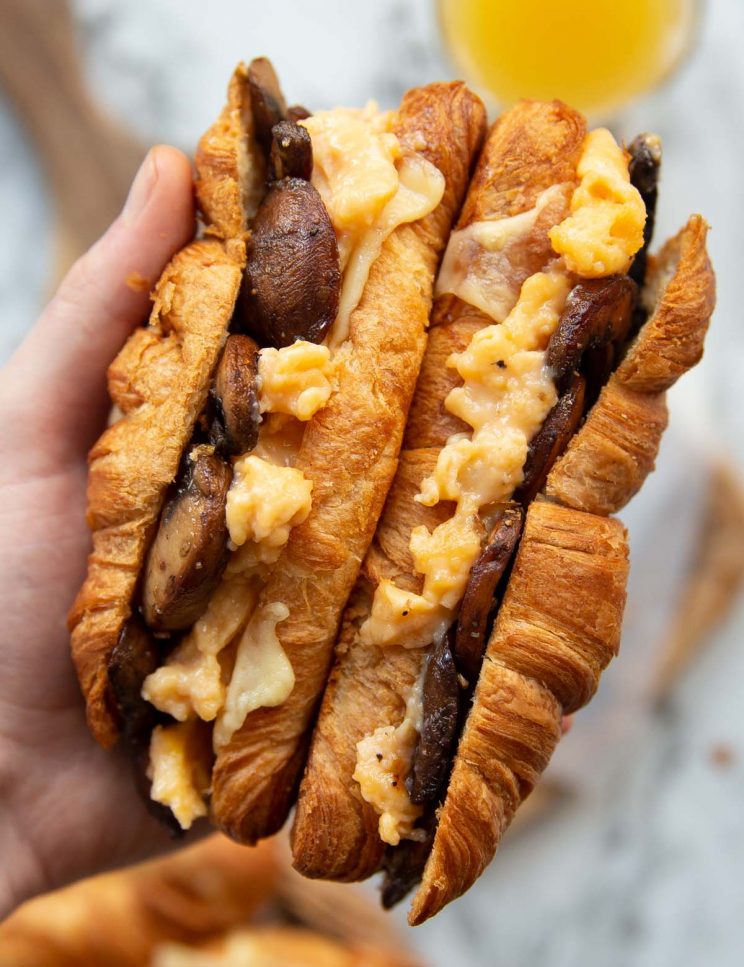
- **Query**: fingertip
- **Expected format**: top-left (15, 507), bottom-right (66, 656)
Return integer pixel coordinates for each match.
top-left (150, 145), bottom-right (195, 222)
top-left (135, 144), bottom-right (195, 259)
top-left (6, 143), bottom-right (198, 461)
top-left (151, 143), bottom-right (193, 181)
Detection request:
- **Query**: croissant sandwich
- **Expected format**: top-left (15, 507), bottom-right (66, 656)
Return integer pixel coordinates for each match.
top-left (68, 59), bottom-right (487, 836)
top-left (291, 100), bottom-right (716, 922)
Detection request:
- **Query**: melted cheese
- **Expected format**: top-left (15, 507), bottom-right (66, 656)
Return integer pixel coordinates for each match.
top-left (250, 412), bottom-right (305, 468)
top-left (549, 128), bottom-right (646, 277)
top-left (258, 342), bottom-right (335, 421)
top-left (302, 104), bottom-right (445, 346)
top-left (332, 153), bottom-right (445, 345)
top-left (143, 575), bottom-right (260, 722)
top-left (436, 183), bottom-right (571, 322)
top-left (301, 103), bottom-right (400, 236)
top-left (353, 677), bottom-right (425, 846)
top-left (226, 454), bottom-right (312, 547)
top-left (147, 721), bottom-right (211, 830)
top-left (213, 602), bottom-right (294, 750)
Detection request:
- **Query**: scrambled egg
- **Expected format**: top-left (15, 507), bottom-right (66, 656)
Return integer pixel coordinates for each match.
top-left (549, 128), bottom-right (645, 277)
top-left (225, 454), bottom-right (312, 548)
top-left (258, 342), bottom-right (335, 421)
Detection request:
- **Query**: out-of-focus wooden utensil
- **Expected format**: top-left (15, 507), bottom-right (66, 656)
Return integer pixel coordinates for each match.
top-left (653, 460), bottom-right (744, 699)
top-left (0, 0), bottom-right (147, 280)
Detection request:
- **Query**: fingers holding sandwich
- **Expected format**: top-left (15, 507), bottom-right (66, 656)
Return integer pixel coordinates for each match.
top-left (5, 145), bottom-right (194, 467)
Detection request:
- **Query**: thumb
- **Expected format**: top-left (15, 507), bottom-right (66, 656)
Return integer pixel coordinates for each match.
top-left (1, 145), bottom-right (195, 467)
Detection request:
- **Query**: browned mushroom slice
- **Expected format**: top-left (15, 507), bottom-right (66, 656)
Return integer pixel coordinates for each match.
top-left (142, 445), bottom-right (232, 632)
top-left (210, 334), bottom-right (261, 456)
top-left (546, 276), bottom-right (636, 384)
top-left (454, 504), bottom-right (524, 685)
top-left (514, 374), bottom-right (586, 506)
top-left (381, 817), bottom-right (436, 909)
top-left (107, 618), bottom-right (184, 832)
top-left (628, 133), bottom-right (661, 288)
top-left (270, 120), bottom-right (313, 182)
top-left (247, 57), bottom-right (287, 151)
top-left (407, 632), bottom-right (460, 806)
top-left (107, 616), bottom-right (162, 740)
top-left (286, 103), bottom-right (311, 123)
top-left (581, 342), bottom-right (615, 412)
top-left (239, 177), bottom-right (341, 347)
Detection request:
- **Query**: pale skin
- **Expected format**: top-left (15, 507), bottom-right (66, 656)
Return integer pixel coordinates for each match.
top-left (0, 146), bottom-right (200, 918)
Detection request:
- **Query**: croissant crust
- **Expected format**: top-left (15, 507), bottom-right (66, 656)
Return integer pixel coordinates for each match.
top-left (546, 215), bottom-right (715, 516)
top-left (68, 242), bottom-right (242, 746)
top-left (409, 214), bottom-right (715, 920)
top-left (409, 501), bottom-right (629, 924)
top-left (194, 62), bottom-right (265, 255)
top-left (68, 64), bottom-right (262, 746)
top-left (0, 836), bottom-right (277, 966)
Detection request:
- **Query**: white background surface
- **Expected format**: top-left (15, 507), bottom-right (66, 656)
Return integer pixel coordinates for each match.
top-left (0, 2), bottom-right (742, 964)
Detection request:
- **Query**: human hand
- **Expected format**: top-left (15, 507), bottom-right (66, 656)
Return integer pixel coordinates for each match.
top-left (0, 146), bottom-right (197, 917)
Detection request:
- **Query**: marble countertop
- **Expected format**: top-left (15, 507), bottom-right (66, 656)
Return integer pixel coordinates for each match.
top-left (1, 2), bottom-right (742, 964)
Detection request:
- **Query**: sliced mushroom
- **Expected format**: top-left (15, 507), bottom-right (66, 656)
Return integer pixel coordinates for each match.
top-left (581, 342), bottom-right (615, 412)
top-left (407, 632), bottom-right (460, 806)
top-left (142, 445), bottom-right (231, 632)
top-left (247, 57), bottom-right (287, 152)
top-left (628, 133), bottom-right (662, 288)
top-left (546, 275), bottom-right (636, 385)
top-left (286, 104), bottom-right (311, 123)
top-left (381, 817), bottom-right (436, 909)
top-left (210, 334), bottom-right (261, 456)
top-left (270, 120), bottom-right (313, 182)
top-left (454, 504), bottom-right (524, 685)
top-left (238, 177), bottom-right (341, 347)
top-left (514, 374), bottom-right (586, 506)
top-left (107, 616), bottom-right (162, 741)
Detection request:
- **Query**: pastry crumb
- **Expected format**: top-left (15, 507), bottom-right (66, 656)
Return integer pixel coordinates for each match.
top-left (709, 742), bottom-right (735, 769)
top-left (125, 271), bottom-right (150, 293)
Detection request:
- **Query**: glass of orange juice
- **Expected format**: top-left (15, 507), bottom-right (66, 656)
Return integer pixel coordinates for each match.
top-left (437, 0), bottom-right (701, 117)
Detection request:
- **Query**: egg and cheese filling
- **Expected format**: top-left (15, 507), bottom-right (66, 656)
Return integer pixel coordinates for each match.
top-left (144, 105), bottom-right (446, 827)
top-left (302, 103), bottom-right (445, 346)
top-left (355, 127), bottom-right (645, 845)
top-left (550, 128), bottom-right (646, 277)
top-left (354, 676), bottom-right (426, 845)
top-left (147, 719), bottom-right (211, 830)
top-left (435, 181), bottom-right (572, 322)
top-left (360, 268), bottom-right (569, 656)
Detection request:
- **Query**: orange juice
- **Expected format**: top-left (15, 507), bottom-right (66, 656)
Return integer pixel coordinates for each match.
top-left (438, 0), bottom-right (699, 115)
